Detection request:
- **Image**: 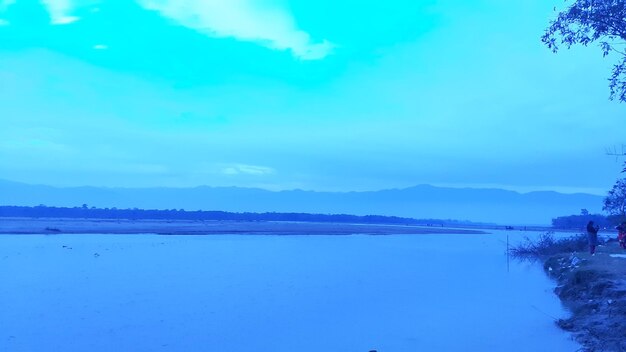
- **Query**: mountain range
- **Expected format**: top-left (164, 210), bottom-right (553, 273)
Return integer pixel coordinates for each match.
top-left (0, 179), bottom-right (604, 225)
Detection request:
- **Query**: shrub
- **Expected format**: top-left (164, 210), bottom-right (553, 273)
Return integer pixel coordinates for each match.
top-left (510, 232), bottom-right (590, 259)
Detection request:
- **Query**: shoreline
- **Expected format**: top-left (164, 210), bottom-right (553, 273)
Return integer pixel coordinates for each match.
top-left (0, 217), bottom-right (486, 236)
top-left (543, 241), bottom-right (626, 351)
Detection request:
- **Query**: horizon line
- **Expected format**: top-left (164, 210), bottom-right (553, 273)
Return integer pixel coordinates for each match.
top-left (0, 178), bottom-right (606, 196)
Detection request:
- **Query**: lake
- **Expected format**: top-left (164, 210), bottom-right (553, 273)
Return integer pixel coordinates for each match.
top-left (0, 230), bottom-right (579, 351)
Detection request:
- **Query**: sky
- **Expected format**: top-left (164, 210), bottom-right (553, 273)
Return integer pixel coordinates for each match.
top-left (0, 0), bottom-right (625, 195)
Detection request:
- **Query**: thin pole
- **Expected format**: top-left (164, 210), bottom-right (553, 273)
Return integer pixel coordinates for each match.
top-left (506, 234), bottom-right (510, 273)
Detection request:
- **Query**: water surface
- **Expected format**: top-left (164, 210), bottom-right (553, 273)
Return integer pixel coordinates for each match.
top-left (0, 231), bottom-right (578, 351)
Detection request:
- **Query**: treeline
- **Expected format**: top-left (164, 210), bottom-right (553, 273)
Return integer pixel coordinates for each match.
top-left (551, 214), bottom-right (613, 229)
top-left (0, 205), bottom-right (472, 226)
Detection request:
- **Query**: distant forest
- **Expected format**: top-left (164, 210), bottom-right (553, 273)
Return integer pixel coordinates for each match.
top-left (0, 205), bottom-right (478, 226)
top-left (552, 214), bottom-right (612, 229)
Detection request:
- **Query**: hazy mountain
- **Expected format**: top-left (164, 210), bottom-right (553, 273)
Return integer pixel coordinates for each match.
top-left (0, 179), bottom-right (604, 225)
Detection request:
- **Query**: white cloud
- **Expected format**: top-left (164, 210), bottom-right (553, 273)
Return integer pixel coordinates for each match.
top-left (40, 0), bottom-right (79, 24)
top-left (98, 163), bottom-right (169, 174)
top-left (137, 0), bottom-right (334, 60)
top-left (93, 44), bottom-right (108, 50)
top-left (0, 0), bottom-right (14, 23)
top-left (221, 164), bottom-right (275, 176)
top-left (1, 138), bottom-right (74, 154)
top-left (0, 0), bottom-right (82, 24)
top-left (0, 0), bottom-right (15, 12)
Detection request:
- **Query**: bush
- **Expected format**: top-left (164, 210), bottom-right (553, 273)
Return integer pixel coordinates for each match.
top-left (510, 232), bottom-right (590, 259)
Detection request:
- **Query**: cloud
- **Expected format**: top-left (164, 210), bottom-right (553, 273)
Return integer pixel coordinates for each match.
top-left (40, 0), bottom-right (79, 24)
top-left (1, 0), bottom-right (333, 59)
top-left (41, 0), bottom-right (79, 24)
top-left (91, 163), bottom-right (169, 174)
top-left (0, 0), bottom-right (80, 24)
top-left (1, 138), bottom-right (74, 155)
top-left (0, 0), bottom-right (15, 11)
top-left (0, 0), bottom-right (14, 23)
top-left (221, 164), bottom-right (275, 176)
top-left (137, 0), bottom-right (334, 60)
top-left (93, 44), bottom-right (108, 50)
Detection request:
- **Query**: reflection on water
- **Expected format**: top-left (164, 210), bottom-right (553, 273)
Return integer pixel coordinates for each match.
top-left (0, 231), bottom-right (578, 351)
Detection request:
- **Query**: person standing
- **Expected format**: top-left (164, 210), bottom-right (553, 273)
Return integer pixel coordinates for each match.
top-left (587, 220), bottom-right (600, 255)
top-left (616, 222), bottom-right (626, 249)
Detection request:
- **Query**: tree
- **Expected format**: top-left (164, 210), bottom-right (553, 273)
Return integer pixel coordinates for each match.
top-left (603, 178), bottom-right (626, 221)
top-left (552, 213), bottom-right (610, 228)
top-left (581, 208), bottom-right (590, 215)
top-left (542, 0), bottom-right (626, 102)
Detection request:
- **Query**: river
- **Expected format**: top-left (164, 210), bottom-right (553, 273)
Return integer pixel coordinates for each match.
top-left (0, 230), bottom-right (579, 351)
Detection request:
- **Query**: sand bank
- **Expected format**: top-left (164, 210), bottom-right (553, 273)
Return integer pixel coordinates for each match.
top-left (0, 217), bottom-right (485, 235)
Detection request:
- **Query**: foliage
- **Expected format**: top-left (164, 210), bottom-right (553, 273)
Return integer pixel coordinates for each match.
top-left (542, 0), bottom-right (626, 101)
top-left (510, 232), bottom-right (590, 259)
top-left (603, 178), bottom-right (626, 221)
top-left (552, 213), bottom-right (610, 228)
top-left (0, 205), bottom-right (475, 226)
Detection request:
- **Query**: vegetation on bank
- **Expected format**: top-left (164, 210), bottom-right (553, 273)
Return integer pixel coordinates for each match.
top-left (551, 204), bottom-right (624, 230)
top-left (551, 213), bottom-right (612, 229)
top-left (510, 232), bottom-right (591, 259)
top-left (0, 205), bottom-right (486, 227)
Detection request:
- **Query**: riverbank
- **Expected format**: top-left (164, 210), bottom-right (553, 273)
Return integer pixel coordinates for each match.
top-left (544, 240), bottom-right (626, 351)
top-left (0, 217), bottom-right (485, 235)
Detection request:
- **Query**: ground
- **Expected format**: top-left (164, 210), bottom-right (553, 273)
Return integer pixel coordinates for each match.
top-left (545, 240), bottom-right (626, 352)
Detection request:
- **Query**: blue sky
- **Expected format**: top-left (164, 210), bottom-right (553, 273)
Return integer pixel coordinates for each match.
top-left (0, 0), bottom-right (625, 194)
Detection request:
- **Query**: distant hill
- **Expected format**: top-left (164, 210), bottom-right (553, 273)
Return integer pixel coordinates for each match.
top-left (0, 179), bottom-right (604, 225)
